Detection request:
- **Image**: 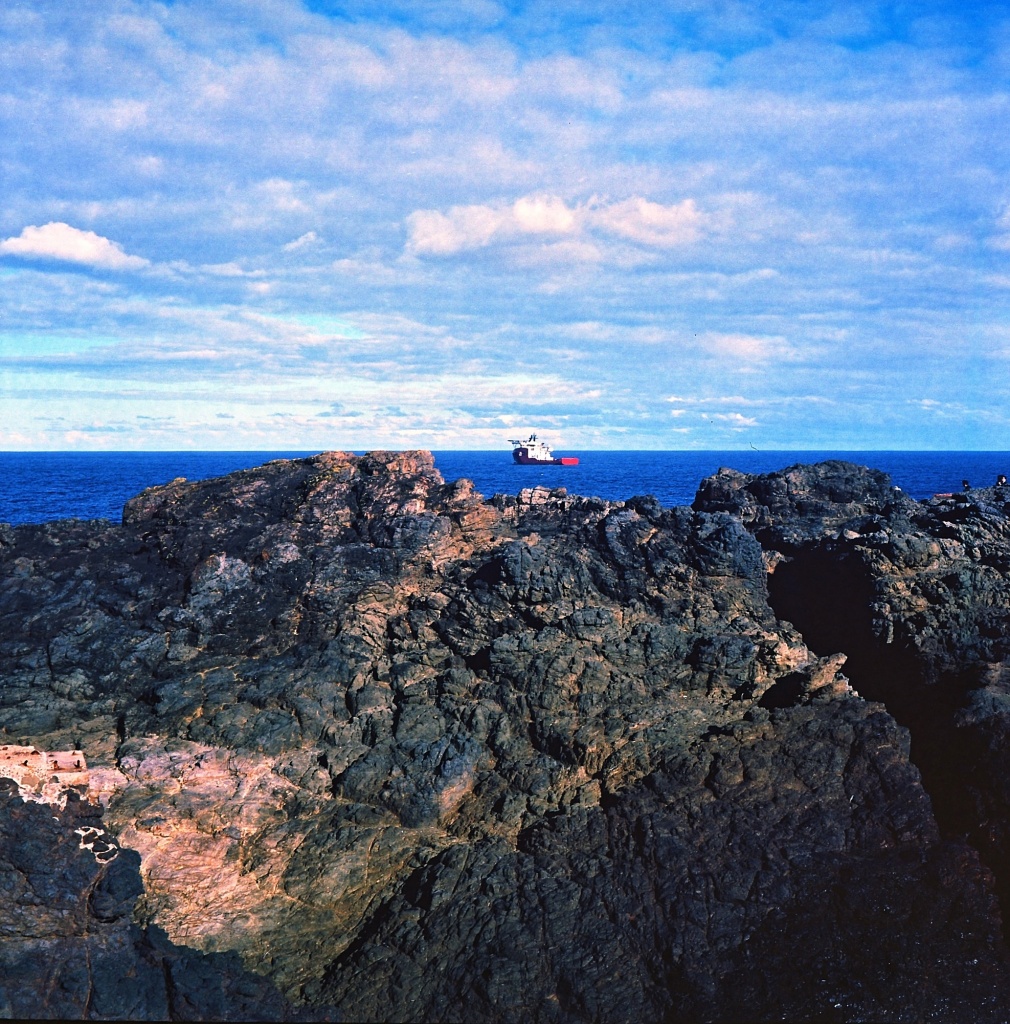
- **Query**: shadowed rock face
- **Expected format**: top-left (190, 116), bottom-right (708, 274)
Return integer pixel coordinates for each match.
top-left (695, 460), bottom-right (1010, 948)
top-left (2, 451), bottom-right (1010, 1020)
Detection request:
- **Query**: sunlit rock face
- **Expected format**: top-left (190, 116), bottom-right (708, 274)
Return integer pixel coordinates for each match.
top-left (0, 743), bottom-right (91, 806)
top-left (0, 782), bottom-right (326, 1021)
top-left (2, 452), bottom-right (1010, 1021)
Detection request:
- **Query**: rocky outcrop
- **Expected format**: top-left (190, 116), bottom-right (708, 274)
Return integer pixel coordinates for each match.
top-left (1, 452), bottom-right (1010, 1020)
top-left (695, 460), bottom-right (1010, 945)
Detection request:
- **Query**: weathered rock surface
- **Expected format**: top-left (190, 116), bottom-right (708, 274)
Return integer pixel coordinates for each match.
top-left (1, 452), bottom-right (1010, 1020)
top-left (695, 460), bottom-right (1010, 950)
top-left (0, 782), bottom-right (327, 1021)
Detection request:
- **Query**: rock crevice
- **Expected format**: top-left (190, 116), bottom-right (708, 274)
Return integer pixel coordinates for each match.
top-left (695, 460), bottom-right (1010, 939)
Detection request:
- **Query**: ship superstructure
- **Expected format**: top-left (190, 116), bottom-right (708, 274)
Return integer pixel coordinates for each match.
top-left (508, 434), bottom-right (579, 466)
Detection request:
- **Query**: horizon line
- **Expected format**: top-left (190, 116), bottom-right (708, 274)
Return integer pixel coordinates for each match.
top-left (5, 447), bottom-right (1010, 455)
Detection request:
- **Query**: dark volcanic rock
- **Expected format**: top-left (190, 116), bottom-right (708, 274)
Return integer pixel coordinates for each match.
top-left (2, 451), bottom-right (1010, 1020)
top-left (0, 783), bottom-right (327, 1021)
top-left (317, 699), bottom-right (1007, 1023)
top-left (693, 459), bottom-right (898, 551)
top-left (696, 461), bottom-right (1010, 992)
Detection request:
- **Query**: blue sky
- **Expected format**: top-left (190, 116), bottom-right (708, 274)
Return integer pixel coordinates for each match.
top-left (2, 1), bottom-right (1010, 450)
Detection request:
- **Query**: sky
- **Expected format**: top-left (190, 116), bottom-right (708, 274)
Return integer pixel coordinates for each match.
top-left (2, 1), bottom-right (1010, 450)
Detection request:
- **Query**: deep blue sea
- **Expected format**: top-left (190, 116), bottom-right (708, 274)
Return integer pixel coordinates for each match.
top-left (2, 450), bottom-right (1010, 525)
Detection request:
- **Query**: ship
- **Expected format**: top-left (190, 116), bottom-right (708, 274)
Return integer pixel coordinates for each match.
top-left (508, 434), bottom-right (579, 466)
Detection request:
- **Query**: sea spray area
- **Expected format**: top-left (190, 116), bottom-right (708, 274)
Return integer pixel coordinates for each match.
top-left (5, 452), bottom-right (1010, 1019)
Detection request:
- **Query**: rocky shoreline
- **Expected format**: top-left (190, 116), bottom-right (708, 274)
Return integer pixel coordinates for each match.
top-left (4, 452), bottom-right (1010, 1020)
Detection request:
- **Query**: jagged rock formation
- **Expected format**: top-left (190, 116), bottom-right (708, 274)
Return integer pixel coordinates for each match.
top-left (695, 461), bottom-right (1010, 946)
top-left (1, 452), bottom-right (1010, 1020)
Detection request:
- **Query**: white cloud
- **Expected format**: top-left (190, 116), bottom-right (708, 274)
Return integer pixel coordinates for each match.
top-left (591, 197), bottom-right (705, 246)
top-left (283, 230), bottom-right (319, 251)
top-left (200, 261), bottom-right (265, 277)
top-left (711, 412), bottom-right (759, 427)
top-left (668, 394), bottom-right (753, 406)
top-left (134, 155), bottom-right (164, 177)
top-left (332, 256), bottom-right (401, 283)
top-left (255, 178), bottom-right (311, 213)
top-left (701, 332), bottom-right (793, 362)
top-left (406, 194), bottom-right (583, 255)
top-left (406, 204), bottom-right (507, 255)
top-left (406, 194), bottom-right (705, 256)
top-left (512, 195), bottom-right (577, 234)
top-left (0, 222), bottom-right (149, 270)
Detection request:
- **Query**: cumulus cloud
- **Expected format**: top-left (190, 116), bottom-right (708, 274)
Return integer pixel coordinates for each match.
top-left (590, 197), bottom-right (704, 246)
top-left (512, 195), bottom-right (576, 234)
top-left (0, 223), bottom-right (149, 270)
top-left (711, 412), bottom-right (759, 427)
top-left (405, 195), bottom-right (589, 255)
top-left (406, 194), bottom-right (706, 256)
top-left (665, 394), bottom-right (762, 430)
top-left (406, 204), bottom-right (507, 255)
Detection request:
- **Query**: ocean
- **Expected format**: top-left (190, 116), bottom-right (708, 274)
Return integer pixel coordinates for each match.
top-left (2, 450), bottom-right (1009, 526)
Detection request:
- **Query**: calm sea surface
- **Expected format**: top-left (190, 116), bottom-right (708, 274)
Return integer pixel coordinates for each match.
top-left (2, 450), bottom-right (1010, 525)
